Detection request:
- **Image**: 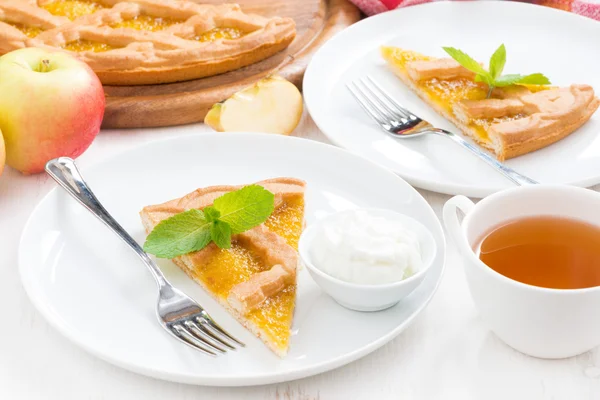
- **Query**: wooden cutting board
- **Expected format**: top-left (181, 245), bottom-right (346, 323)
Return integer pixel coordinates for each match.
top-left (101, 0), bottom-right (361, 128)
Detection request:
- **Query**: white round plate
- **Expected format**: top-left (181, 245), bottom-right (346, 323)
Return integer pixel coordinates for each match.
top-left (19, 133), bottom-right (445, 386)
top-left (304, 1), bottom-right (600, 198)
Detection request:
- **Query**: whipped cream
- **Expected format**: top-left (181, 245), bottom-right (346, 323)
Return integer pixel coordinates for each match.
top-left (310, 210), bottom-right (422, 285)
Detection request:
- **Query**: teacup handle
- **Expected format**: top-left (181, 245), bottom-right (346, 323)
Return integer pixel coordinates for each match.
top-left (442, 195), bottom-right (476, 253)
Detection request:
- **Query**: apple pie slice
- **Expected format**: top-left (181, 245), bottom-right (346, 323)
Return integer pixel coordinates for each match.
top-left (140, 178), bottom-right (305, 357)
top-left (382, 46), bottom-right (599, 160)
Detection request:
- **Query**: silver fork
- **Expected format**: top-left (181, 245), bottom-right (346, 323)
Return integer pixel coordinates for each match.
top-left (45, 157), bottom-right (245, 357)
top-left (347, 76), bottom-right (538, 186)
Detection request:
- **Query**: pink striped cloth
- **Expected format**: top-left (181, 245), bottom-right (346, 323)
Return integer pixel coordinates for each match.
top-left (350, 0), bottom-right (600, 20)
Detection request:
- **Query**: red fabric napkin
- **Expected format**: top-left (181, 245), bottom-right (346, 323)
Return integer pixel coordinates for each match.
top-left (350, 0), bottom-right (600, 20)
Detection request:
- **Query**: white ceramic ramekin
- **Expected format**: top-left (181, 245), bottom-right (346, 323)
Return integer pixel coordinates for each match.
top-left (298, 208), bottom-right (436, 312)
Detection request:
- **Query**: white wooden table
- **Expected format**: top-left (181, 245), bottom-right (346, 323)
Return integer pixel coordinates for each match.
top-left (2, 114), bottom-right (599, 399)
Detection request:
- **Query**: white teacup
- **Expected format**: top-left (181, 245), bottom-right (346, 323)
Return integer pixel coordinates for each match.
top-left (443, 185), bottom-right (600, 359)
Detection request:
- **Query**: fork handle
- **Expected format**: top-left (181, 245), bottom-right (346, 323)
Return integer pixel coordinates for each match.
top-left (434, 129), bottom-right (538, 186)
top-left (45, 157), bottom-right (169, 288)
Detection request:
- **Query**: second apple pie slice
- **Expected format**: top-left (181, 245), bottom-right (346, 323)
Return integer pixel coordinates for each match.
top-left (381, 46), bottom-right (599, 160)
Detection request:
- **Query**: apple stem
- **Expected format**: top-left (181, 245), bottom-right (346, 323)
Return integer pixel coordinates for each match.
top-left (40, 59), bottom-right (51, 73)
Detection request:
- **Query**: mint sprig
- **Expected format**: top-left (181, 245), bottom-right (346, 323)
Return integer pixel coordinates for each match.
top-left (214, 185), bottom-right (276, 234)
top-left (143, 185), bottom-right (275, 258)
top-left (203, 206), bottom-right (221, 222)
top-left (442, 44), bottom-right (551, 98)
top-left (143, 209), bottom-right (212, 258)
top-left (211, 220), bottom-right (232, 249)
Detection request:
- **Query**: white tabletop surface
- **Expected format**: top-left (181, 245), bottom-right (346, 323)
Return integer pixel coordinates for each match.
top-left (2, 113), bottom-right (600, 400)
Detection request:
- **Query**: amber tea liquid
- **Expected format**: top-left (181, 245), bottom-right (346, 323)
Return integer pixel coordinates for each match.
top-left (476, 216), bottom-right (600, 289)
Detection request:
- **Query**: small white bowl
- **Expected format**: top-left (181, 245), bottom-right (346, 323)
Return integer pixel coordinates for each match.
top-left (298, 208), bottom-right (437, 312)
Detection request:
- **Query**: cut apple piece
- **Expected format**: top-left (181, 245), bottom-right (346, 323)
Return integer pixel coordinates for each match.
top-left (205, 75), bottom-right (303, 135)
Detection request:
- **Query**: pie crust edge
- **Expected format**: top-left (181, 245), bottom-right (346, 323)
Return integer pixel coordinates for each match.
top-left (96, 34), bottom-right (295, 85)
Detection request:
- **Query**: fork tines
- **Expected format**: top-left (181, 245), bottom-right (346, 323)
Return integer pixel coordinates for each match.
top-left (168, 312), bottom-right (245, 357)
top-left (346, 75), bottom-right (419, 130)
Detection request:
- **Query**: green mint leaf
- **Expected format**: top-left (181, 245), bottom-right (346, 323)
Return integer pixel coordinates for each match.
top-left (213, 185), bottom-right (275, 234)
top-left (489, 44), bottom-right (506, 80)
top-left (203, 206), bottom-right (220, 222)
top-left (442, 46), bottom-right (488, 76)
top-left (513, 73), bottom-right (551, 86)
top-left (211, 220), bottom-right (232, 249)
top-left (494, 74), bottom-right (525, 87)
top-left (443, 44), bottom-right (550, 98)
top-left (143, 209), bottom-right (212, 258)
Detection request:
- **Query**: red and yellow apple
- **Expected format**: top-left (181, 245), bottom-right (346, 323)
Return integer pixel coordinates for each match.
top-left (0, 47), bottom-right (105, 174)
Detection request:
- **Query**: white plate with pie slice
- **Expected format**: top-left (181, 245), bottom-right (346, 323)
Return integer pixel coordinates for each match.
top-left (303, 1), bottom-right (600, 198)
top-left (19, 133), bottom-right (445, 386)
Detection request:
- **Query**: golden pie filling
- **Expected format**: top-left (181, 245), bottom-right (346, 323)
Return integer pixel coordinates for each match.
top-left (5, 22), bottom-right (43, 38)
top-left (188, 198), bottom-right (303, 350)
top-left (246, 285), bottom-right (295, 350)
top-left (264, 196), bottom-right (304, 250)
top-left (111, 15), bottom-right (181, 32)
top-left (41, 0), bottom-right (105, 20)
top-left (196, 245), bottom-right (265, 297)
top-left (63, 39), bottom-right (115, 52)
top-left (195, 27), bottom-right (244, 42)
top-left (422, 78), bottom-right (489, 140)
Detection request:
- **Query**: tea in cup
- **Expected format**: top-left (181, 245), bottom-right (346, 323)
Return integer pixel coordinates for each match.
top-left (443, 185), bottom-right (600, 359)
